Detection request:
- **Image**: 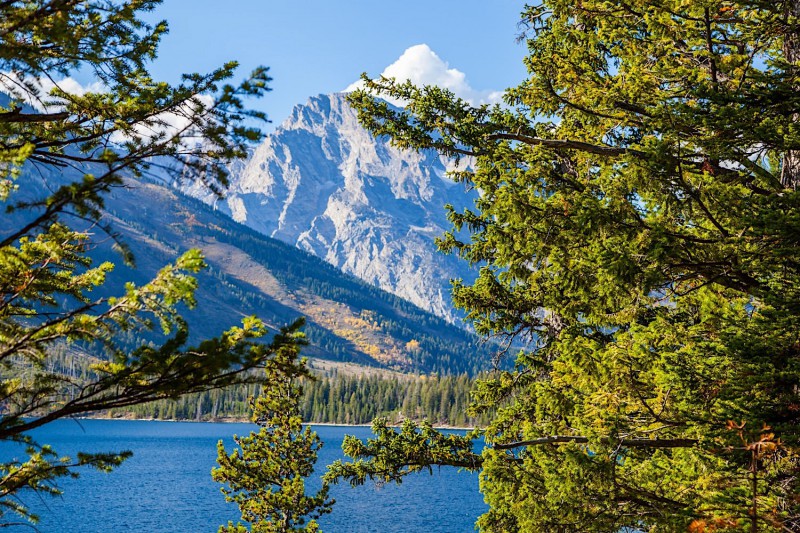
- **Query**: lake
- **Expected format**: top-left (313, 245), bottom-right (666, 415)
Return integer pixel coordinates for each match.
top-left (0, 419), bottom-right (486, 532)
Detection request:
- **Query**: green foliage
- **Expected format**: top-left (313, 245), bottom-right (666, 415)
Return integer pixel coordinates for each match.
top-left (325, 418), bottom-right (481, 488)
top-left (339, 1), bottom-right (800, 531)
top-left (0, 1), bottom-right (269, 197)
top-left (0, 443), bottom-right (130, 523)
top-left (111, 371), bottom-right (491, 428)
top-left (0, 0), bottom-right (291, 526)
top-left (213, 336), bottom-right (333, 533)
top-left (298, 373), bottom-right (488, 427)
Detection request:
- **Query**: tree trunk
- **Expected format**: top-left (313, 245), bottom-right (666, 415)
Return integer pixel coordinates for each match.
top-left (750, 449), bottom-right (759, 533)
top-left (782, 0), bottom-right (800, 188)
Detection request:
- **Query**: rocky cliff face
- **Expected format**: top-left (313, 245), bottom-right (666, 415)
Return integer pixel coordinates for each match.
top-left (179, 93), bottom-right (477, 322)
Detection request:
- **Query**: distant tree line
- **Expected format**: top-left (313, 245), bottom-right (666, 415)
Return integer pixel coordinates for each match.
top-left (300, 373), bottom-right (487, 427)
top-left (108, 372), bottom-right (490, 428)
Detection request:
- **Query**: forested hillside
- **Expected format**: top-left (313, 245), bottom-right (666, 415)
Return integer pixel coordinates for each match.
top-left (111, 180), bottom-right (492, 374)
top-left (9, 170), bottom-right (493, 376)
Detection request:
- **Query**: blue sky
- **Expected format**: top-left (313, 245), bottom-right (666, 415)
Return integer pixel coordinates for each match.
top-left (144, 1), bottom-right (528, 130)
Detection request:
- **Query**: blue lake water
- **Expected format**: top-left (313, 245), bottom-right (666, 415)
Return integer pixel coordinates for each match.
top-left (0, 419), bottom-right (486, 532)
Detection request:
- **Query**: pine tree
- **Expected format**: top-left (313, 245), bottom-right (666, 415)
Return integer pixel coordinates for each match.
top-left (330, 1), bottom-right (800, 530)
top-left (0, 0), bottom-right (294, 525)
top-left (214, 338), bottom-right (333, 533)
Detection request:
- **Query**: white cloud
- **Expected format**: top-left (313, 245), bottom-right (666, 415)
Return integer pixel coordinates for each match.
top-left (0, 73), bottom-right (106, 111)
top-left (345, 44), bottom-right (503, 106)
top-left (40, 77), bottom-right (106, 101)
top-left (119, 93), bottom-right (215, 146)
top-left (0, 73), bottom-right (214, 146)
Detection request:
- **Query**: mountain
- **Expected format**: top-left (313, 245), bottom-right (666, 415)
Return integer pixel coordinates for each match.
top-left (6, 168), bottom-right (491, 375)
top-left (178, 93), bottom-right (478, 322)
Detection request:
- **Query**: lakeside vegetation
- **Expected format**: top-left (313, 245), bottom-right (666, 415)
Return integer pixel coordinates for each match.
top-left (107, 372), bottom-right (491, 428)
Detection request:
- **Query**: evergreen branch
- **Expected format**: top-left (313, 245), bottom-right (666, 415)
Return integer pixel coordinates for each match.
top-left (0, 110), bottom-right (70, 123)
top-left (487, 133), bottom-right (644, 157)
top-left (492, 436), bottom-right (698, 449)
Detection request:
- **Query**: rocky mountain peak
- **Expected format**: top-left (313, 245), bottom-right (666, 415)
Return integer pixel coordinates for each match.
top-left (178, 92), bottom-right (476, 322)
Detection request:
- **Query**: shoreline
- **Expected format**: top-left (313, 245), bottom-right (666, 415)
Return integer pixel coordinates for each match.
top-left (79, 414), bottom-right (476, 431)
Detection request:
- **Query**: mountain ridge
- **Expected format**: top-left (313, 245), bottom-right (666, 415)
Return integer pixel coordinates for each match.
top-left (178, 92), bottom-right (478, 322)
